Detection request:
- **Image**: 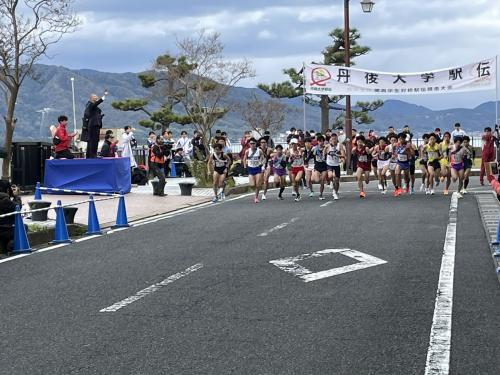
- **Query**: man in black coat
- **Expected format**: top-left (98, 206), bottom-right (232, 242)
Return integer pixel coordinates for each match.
top-left (83, 90), bottom-right (107, 158)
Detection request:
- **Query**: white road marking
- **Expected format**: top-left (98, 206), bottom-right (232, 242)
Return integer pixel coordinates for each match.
top-left (424, 193), bottom-right (458, 375)
top-left (99, 263), bottom-right (203, 313)
top-left (35, 243), bottom-right (69, 253)
top-left (270, 248), bottom-right (387, 283)
top-left (0, 253), bottom-right (30, 264)
top-left (320, 201), bottom-right (333, 207)
top-left (257, 217), bottom-right (299, 237)
top-left (74, 235), bottom-right (101, 242)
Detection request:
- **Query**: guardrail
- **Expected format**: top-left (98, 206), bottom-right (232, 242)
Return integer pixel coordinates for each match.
top-left (0, 183), bottom-right (130, 255)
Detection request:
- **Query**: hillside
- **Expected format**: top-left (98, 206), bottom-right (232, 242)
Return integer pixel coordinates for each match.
top-left (0, 64), bottom-right (498, 143)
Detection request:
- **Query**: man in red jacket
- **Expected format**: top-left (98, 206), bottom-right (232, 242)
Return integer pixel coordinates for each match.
top-left (54, 115), bottom-right (77, 159)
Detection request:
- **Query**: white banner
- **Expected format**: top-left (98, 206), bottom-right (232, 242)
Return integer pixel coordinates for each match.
top-left (304, 58), bottom-right (496, 96)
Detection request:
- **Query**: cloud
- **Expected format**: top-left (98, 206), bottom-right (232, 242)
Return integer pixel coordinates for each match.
top-left (38, 0), bottom-right (500, 110)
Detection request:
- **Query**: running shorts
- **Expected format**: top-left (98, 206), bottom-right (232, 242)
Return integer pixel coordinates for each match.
top-left (291, 166), bottom-right (304, 175)
top-left (314, 162), bottom-right (327, 173)
top-left (214, 166), bottom-right (226, 175)
top-left (247, 166), bottom-right (263, 176)
top-left (377, 159), bottom-right (390, 170)
top-left (327, 165), bottom-right (341, 178)
top-left (451, 163), bottom-right (464, 171)
top-left (428, 160), bottom-right (440, 170)
top-left (357, 161), bottom-right (371, 172)
top-left (272, 167), bottom-right (287, 176)
top-left (397, 161), bottom-right (410, 170)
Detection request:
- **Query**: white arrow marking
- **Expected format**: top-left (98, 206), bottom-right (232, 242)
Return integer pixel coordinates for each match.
top-left (269, 248), bottom-right (387, 283)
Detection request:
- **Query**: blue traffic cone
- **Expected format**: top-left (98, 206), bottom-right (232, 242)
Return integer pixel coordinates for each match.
top-left (85, 195), bottom-right (102, 235)
top-left (113, 193), bottom-right (129, 228)
top-left (170, 162), bottom-right (177, 177)
top-left (34, 182), bottom-right (42, 200)
top-left (13, 205), bottom-right (31, 254)
top-left (52, 200), bottom-right (71, 244)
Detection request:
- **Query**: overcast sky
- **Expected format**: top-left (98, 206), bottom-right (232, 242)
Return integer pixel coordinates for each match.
top-left (40, 0), bottom-right (500, 110)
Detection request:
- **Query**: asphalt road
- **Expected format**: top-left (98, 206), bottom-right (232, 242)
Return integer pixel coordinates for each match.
top-left (0, 179), bottom-right (499, 375)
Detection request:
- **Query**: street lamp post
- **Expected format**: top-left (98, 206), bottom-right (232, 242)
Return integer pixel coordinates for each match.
top-left (344, 0), bottom-right (374, 174)
top-left (71, 77), bottom-right (77, 136)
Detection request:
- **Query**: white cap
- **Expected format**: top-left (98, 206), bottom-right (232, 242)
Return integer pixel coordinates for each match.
top-left (290, 138), bottom-right (298, 144)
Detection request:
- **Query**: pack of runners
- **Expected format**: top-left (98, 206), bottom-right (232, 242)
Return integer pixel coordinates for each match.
top-left (208, 129), bottom-right (476, 203)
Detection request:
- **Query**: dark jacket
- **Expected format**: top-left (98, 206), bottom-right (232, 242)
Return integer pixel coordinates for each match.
top-left (100, 140), bottom-right (115, 157)
top-left (85, 98), bottom-right (104, 129)
top-left (0, 192), bottom-right (16, 227)
top-left (191, 136), bottom-right (206, 160)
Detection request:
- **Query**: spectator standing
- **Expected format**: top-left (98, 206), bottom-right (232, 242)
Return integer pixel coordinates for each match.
top-left (480, 126), bottom-right (497, 185)
top-left (191, 130), bottom-right (207, 160)
top-left (451, 122), bottom-right (467, 139)
top-left (100, 134), bottom-right (117, 157)
top-left (433, 128), bottom-right (442, 143)
top-left (0, 180), bottom-right (18, 254)
top-left (264, 130), bottom-right (275, 149)
top-left (162, 130), bottom-right (175, 176)
top-left (239, 130), bottom-right (251, 160)
top-left (175, 130), bottom-right (192, 160)
top-left (121, 126), bottom-right (137, 169)
top-left (53, 115), bottom-right (76, 159)
top-left (146, 131), bottom-right (156, 172)
top-left (173, 148), bottom-right (189, 177)
top-left (150, 136), bottom-right (168, 196)
top-left (84, 90), bottom-right (107, 158)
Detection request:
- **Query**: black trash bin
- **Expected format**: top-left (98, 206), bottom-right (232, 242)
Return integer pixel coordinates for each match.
top-left (63, 207), bottom-right (78, 224)
top-left (28, 201), bottom-right (52, 221)
top-left (179, 182), bottom-right (194, 196)
top-left (11, 142), bottom-right (52, 190)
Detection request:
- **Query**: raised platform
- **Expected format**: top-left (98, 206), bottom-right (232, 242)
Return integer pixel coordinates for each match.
top-left (44, 157), bottom-right (132, 194)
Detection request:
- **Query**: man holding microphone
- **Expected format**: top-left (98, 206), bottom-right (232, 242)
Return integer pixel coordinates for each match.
top-left (83, 89), bottom-right (108, 158)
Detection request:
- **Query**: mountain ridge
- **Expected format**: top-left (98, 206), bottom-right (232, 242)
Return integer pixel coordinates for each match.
top-left (0, 64), bottom-right (497, 142)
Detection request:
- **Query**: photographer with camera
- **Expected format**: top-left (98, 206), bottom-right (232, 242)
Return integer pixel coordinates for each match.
top-left (0, 180), bottom-right (21, 254)
top-left (83, 90), bottom-right (108, 158)
top-left (121, 125), bottom-right (138, 169)
top-left (160, 130), bottom-right (174, 176)
top-left (150, 136), bottom-right (169, 196)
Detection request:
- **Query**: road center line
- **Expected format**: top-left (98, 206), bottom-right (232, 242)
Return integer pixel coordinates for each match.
top-left (99, 263), bottom-right (203, 313)
top-left (257, 217), bottom-right (299, 237)
top-left (424, 192), bottom-right (458, 375)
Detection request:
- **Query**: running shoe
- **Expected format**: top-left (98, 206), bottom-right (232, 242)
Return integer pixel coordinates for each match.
top-left (456, 192), bottom-right (463, 199)
top-left (430, 189), bottom-right (435, 195)
top-left (295, 194), bottom-right (301, 202)
top-left (360, 191), bottom-right (366, 198)
top-left (261, 194), bottom-right (267, 201)
top-left (254, 198), bottom-right (260, 203)
top-left (292, 192), bottom-right (297, 197)
top-left (212, 197), bottom-right (218, 203)
top-left (278, 195), bottom-right (284, 200)
top-left (425, 188), bottom-right (430, 195)
top-left (381, 190), bottom-right (387, 195)
top-left (309, 192), bottom-right (315, 197)
top-left (333, 192), bottom-right (339, 200)
top-left (392, 190), bottom-right (399, 197)
top-left (444, 189), bottom-right (449, 195)
top-left (410, 188), bottom-right (415, 195)
top-left (378, 183), bottom-right (383, 191)
top-left (319, 195), bottom-right (325, 200)
top-left (463, 189), bottom-right (468, 194)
